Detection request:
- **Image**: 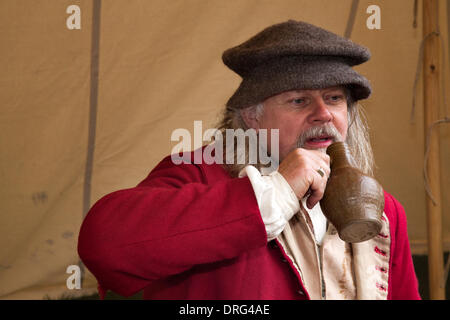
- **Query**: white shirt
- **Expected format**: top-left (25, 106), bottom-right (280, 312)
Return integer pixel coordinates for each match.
top-left (239, 165), bottom-right (328, 244)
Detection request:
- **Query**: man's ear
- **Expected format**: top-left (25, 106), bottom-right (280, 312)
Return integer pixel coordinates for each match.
top-left (240, 106), bottom-right (260, 130)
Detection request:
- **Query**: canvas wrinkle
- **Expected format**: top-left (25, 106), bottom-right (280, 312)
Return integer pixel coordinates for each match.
top-left (344, 0), bottom-right (359, 38)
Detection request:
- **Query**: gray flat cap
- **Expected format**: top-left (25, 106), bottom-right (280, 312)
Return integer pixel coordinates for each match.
top-left (223, 20), bottom-right (372, 109)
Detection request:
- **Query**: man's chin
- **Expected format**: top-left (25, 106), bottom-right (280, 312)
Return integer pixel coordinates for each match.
top-left (316, 147), bottom-right (328, 153)
top-left (305, 146), bottom-right (328, 153)
top-left (298, 144), bottom-right (329, 153)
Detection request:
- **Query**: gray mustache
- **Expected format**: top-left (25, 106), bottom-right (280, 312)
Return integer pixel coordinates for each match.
top-left (297, 124), bottom-right (343, 148)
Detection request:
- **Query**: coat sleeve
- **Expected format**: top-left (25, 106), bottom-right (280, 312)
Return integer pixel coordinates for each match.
top-left (385, 192), bottom-right (421, 300)
top-left (77, 156), bottom-right (267, 297)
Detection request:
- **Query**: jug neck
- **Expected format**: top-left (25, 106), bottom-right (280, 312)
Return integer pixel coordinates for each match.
top-left (326, 142), bottom-right (355, 170)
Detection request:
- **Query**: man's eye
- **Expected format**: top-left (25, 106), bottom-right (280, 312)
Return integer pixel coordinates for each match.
top-left (292, 98), bottom-right (305, 104)
top-left (328, 95), bottom-right (344, 102)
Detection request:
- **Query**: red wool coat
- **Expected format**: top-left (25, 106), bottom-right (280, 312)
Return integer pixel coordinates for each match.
top-left (78, 151), bottom-right (421, 300)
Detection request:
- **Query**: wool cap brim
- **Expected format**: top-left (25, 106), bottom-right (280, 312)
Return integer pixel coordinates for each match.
top-left (226, 56), bottom-right (371, 109)
top-left (223, 20), bottom-right (372, 109)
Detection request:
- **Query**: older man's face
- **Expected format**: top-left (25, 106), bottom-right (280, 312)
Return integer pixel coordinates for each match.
top-left (254, 86), bottom-right (348, 161)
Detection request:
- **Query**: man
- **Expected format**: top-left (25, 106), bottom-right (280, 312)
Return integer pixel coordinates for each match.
top-left (78, 20), bottom-right (420, 300)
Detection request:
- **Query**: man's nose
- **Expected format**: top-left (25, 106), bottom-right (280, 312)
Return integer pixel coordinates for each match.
top-left (307, 98), bottom-right (333, 124)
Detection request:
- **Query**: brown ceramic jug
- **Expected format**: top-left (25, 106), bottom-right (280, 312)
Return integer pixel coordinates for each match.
top-left (319, 142), bottom-right (385, 243)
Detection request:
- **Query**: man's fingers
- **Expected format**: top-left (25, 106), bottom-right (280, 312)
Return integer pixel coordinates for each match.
top-left (305, 170), bottom-right (328, 209)
top-left (278, 147), bottom-right (331, 203)
top-left (315, 153), bottom-right (331, 177)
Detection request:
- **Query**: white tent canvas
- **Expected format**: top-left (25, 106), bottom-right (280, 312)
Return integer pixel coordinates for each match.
top-left (0, 0), bottom-right (448, 299)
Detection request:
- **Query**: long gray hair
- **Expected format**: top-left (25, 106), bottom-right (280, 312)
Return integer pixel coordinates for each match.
top-left (213, 93), bottom-right (375, 178)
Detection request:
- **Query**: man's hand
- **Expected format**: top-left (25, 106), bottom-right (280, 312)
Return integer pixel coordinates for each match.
top-left (277, 148), bottom-right (330, 209)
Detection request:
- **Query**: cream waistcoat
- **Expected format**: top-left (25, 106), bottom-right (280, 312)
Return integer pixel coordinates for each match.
top-left (277, 202), bottom-right (391, 300)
